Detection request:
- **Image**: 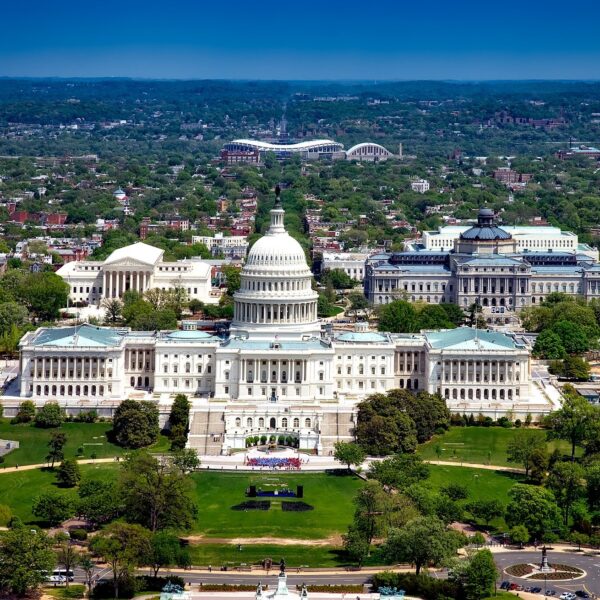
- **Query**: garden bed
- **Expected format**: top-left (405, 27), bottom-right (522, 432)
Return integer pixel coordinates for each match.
top-left (231, 500), bottom-right (271, 511)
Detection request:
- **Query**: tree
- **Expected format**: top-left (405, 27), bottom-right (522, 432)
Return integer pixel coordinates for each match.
top-left (562, 355), bottom-right (591, 381)
top-left (585, 463), bottom-right (600, 511)
top-left (355, 393), bottom-right (418, 455)
top-left (102, 298), bottom-right (123, 323)
top-left (118, 451), bottom-right (197, 532)
top-left (79, 554), bottom-right (95, 593)
top-left (112, 399), bottom-right (159, 448)
top-left (0, 301), bottom-right (28, 335)
top-left (0, 526), bottom-right (55, 596)
top-left (529, 446), bottom-right (550, 484)
top-left (34, 401), bottom-right (65, 428)
top-left (546, 389), bottom-right (598, 459)
top-left (533, 329), bottom-right (566, 360)
top-left (56, 458), bottom-right (81, 488)
top-left (172, 448), bottom-right (201, 474)
top-left (77, 478), bottom-right (122, 527)
top-left (387, 389), bottom-right (450, 443)
top-left (168, 394), bottom-right (190, 450)
top-left (322, 268), bottom-right (355, 290)
top-left (369, 454), bottom-right (430, 488)
top-left (55, 535), bottom-right (79, 588)
top-left (467, 499), bottom-right (504, 527)
top-left (46, 431), bottom-right (67, 468)
top-left (89, 523), bottom-right (151, 599)
top-left (463, 549), bottom-right (498, 600)
top-left (509, 525), bottom-right (530, 548)
top-left (384, 516), bottom-right (464, 574)
top-left (553, 320), bottom-right (590, 354)
top-left (506, 429), bottom-right (545, 476)
top-left (441, 482), bottom-right (469, 501)
top-left (352, 480), bottom-right (389, 546)
top-left (505, 484), bottom-right (561, 540)
top-left (377, 300), bottom-right (419, 333)
top-left (19, 272), bottom-right (69, 321)
top-left (32, 492), bottom-right (74, 526)
top-left (334, 442), bottom-right (366, 471)
top-left (12, 399), bottom-right (35, 423)
top-left (147, 531), bottom-right (181, 578)
top-left (347, 291), bottom-right (369, 321)
top-left (546, 461), bottom-right (585, 526)
top-left (222, 265), bottom-right (241, 296)
top-left (343, 525), bottom-right (370, 566)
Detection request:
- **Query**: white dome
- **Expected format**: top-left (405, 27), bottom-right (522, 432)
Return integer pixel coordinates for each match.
top-left (246, 232), bottom-right (308, 271)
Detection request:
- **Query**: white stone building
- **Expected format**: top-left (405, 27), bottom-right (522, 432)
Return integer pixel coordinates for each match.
top-left (191, 233), bottom-right (249, 259)
top-left (411, 179), bottom-right (430, 193)
top-left (56, 242), bottom-right (216, 306)
top-left (321, 251), bottom-right (371, 281)
top-left (14, 196), bottom-right (553, 455)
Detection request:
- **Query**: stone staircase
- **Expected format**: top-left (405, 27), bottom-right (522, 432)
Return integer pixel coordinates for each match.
top-left (187, 408), bottom-right (226, 455)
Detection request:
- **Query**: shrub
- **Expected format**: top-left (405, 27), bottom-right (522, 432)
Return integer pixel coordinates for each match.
top-left (372, 572), bottom-right (463, 600)
top-left (278, 436), bottom-right (285, 445)
top-left (11, 400), bottom-right (35, 424)
top-left (74, 410), bottom-right (98, 423)
top-left (0, 504), bottom-right (11, 527)
top-left (136, 575), bottom-right (185, 592)
top-left (92, 576), bottom-right (137, 599)
top-left (281, 501), bottom-right (314, 512)
top-left (69, 528), bottom-right (88, 541)
top-left (260, 435), bottom-right (267, 445)
top-left (34, 401), bottom-right (65, 428)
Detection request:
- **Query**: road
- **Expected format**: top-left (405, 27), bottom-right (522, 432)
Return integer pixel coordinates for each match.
top-left (494, 550), bottom-right (600, 596)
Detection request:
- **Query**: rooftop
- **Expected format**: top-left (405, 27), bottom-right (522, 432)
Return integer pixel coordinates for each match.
top-left (30, 324), bottom-right (126, 348)
top-left (425, 327), bottom-right (521, 351)
top-left (104, 242), bottom-right (164, 266)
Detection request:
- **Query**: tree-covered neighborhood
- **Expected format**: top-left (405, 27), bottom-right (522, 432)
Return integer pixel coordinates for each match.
top-left (1, 45), bottom-right (600, 600)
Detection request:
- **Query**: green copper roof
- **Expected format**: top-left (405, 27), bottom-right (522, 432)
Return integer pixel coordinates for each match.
top-left (424, 327), bottom-right (518, 350)
top-left (34, 324), bottom-right (125, 347)
top-left (336, 332), bottom-right (389, 343)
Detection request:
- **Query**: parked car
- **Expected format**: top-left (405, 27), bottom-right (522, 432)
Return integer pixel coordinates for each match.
top-left (500, 581), bottom-right (510, 590)
top-left (575, 592), bottom-right (590, 599)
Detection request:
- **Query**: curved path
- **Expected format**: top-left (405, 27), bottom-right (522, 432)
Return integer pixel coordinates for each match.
top-left (0, 454), bottom-right (526, 475)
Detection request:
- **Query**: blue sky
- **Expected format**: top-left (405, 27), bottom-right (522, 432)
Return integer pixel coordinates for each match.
top-left (1, 0), bottom-right (599, 79)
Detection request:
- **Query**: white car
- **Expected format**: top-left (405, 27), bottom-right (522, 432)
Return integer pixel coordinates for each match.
top-left (559, 593), bottom-right (576, 600)
top-left (46, 575), bottom-right (66, 584)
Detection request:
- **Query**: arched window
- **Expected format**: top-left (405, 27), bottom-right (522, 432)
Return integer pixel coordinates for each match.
top-left (51, 385), bottom-right (57, 396)
top-left (258, 417), bottom-right (265, 428)
top-left (83, 385), bottom-right (88, 396)
top-left (293, 417), bottom-right (299, 428)
top-left (235, 417), bottom-right (241, 427)
top-left (270, 417), bottom-right (276, 429)
top-left (60, 385), bottom-right (65, 396)
top-left (281, 417), bottom-right (288, 428)
top-left (68, 385), bottom-right (73, 396)
top-left (305, 418), bottom-right (311, 428)
top-left (247, 418), bottom-right (253, 428)
top-left (130, 376), bottom-right (135, 387)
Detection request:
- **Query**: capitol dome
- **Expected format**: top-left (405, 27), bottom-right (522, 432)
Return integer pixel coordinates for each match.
top-left (230, 188), bottom-right (319, 340)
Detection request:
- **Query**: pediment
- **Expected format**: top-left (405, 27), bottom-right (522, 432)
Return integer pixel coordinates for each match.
top-left (103, 257), bottom-right (156, 269)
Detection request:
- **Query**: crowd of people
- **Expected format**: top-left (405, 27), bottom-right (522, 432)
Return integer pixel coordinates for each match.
top-left (246, 457), bottom-right (302, 469)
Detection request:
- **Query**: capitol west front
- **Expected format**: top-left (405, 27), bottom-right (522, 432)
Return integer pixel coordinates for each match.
top-left (15, 194), bottom-right (553, 455)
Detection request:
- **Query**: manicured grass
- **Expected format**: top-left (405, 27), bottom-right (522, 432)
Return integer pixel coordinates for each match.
top-left (187, 543), bottom-right (348, 568)
top-left (418, 426), bottom-right (574, 467)
top-left (0, 463), bottom-right (118, 523)
top-left (427, 464), bottom-right (526, 531)
top-left (190, 471), bottom-right (363, 539)
top-left (0, 419), bottom-right (169, 467)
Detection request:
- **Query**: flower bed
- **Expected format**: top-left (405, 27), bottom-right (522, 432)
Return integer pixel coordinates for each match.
top-left (281, 501), bottom-right (314, 512)
top-left (505, 563), bottom-right (584, 580)
top-left (231, 500), bottom-right (271, 511)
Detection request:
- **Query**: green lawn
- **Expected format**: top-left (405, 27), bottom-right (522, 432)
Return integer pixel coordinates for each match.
top-left (0, 463), bottom-right (117, 523)
top-left (187, 544), bottom-right (347, 568)
top-left (0, 419), bottom-right (169, 467)
top-left (190, 471), bottom-right (363, 539)
top-left (418, 426), bottom-right (574, 467)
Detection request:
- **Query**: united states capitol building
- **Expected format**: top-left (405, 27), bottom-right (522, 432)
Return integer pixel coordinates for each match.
top-left (13, 196), bottom-right (555, 455)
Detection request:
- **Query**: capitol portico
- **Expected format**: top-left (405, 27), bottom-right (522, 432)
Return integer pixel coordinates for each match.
top-left (13, 191), bottom-right (557, 455)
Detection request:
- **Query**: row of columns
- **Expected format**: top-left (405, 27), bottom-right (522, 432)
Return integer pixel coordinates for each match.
top-left (124, 349), bottom-right (155, 372)
top-left (103, 270), bottom-right (152, 299)
top-left (395, 352), bottom-right (423, 373)
top-left (240, 358), bottom-right (308, 383)
top-left (441, 359), bottom-right (521, 383)
top-left (33, 356), bottom-right (111, 380)
top-left (235, 301), bottom-right (317, 324)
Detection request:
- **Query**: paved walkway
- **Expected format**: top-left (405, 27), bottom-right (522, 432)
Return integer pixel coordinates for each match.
top-left (0, 451), bottom-right (526, 475)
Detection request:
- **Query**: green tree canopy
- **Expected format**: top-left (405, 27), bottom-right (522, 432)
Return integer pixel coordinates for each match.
top-left (112, 400), bottom-right (159, 449)
top-left (333, 441), bottom-right (366, 471)
top-left (505, 484), bottom-right (561, 540)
